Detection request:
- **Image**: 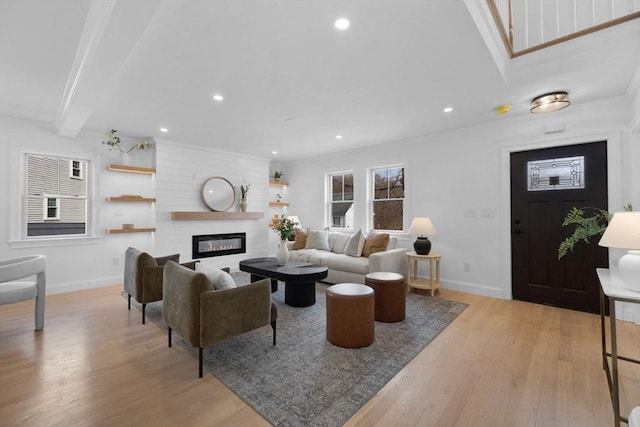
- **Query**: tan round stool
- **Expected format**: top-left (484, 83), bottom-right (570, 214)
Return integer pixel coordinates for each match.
top-left (365, 272), bottom-right (406, 323)
top-left (326, 283), bottom-right (375, 348)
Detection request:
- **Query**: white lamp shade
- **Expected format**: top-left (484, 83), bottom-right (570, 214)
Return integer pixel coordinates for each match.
top-left (286, 215), bottom-right (301, 228)
top-left (598, 212), bottom-right (640, 250)
top-left (598, 211), bottom-right (640, 292)
top-left (408, 217), bottom-right (436, 237)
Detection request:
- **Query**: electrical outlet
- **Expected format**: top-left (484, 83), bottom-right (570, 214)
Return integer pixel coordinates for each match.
top-left (113, 257), bottom-right (120, 267)
top-left (463, 262), bottom-right (471, 272)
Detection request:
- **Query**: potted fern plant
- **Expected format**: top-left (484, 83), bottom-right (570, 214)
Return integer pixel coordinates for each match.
top-left (558, 203), bottom-right (633, 259)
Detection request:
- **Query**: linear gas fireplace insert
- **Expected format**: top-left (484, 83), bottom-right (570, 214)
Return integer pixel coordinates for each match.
top-left (192, 233), bottom-right (246, 259)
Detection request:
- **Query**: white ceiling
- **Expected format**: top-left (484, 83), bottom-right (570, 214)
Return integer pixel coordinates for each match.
top-left (1, 0), bottom-right (639, 161)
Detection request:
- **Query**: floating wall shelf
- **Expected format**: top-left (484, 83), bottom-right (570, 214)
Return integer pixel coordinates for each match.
top-left (269, 181), bottom-right (289, 187)
top-left (107, 227), bottom-right (156, 234)
top-left (269, 202), bottom-right (289, 207)
top-left (106, 196), bottom-right (156, 202)
top-left (171, 211), bottom-right (264, 220)
top-left (107, 164), bottom-right (156, 174)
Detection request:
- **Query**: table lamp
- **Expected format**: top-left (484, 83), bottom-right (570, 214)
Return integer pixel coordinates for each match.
top-left (408, 217), bottom-right (437, 255)
top-left (598, 211), bottom-right (640, 292)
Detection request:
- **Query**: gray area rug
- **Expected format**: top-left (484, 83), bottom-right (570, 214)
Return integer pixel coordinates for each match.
top-left (145, 273), bottom-right (467, 427)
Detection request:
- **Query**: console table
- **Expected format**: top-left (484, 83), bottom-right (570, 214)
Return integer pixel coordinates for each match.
top-left (597, 268), bottom-right (640, 426)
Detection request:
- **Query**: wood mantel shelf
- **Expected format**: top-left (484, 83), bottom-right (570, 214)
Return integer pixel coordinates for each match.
top-left (269, 181), bottom-right (289, 187)
top-left (108, 164), bottom-right (156, 174)
top-left (269, 202), bottom-right (289, 207)
top-left (171, 211), bottom-right (264, 220)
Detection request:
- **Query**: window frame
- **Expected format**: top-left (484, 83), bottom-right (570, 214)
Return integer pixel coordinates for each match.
top-left (368, 164), bottom-right (405, 232)
top-left (43, 197), bottom-right (60, 220)
top-left (326, 171), bottom-right (355, 230)
top-left (69, 159), bottom-right (84, 180)
top-left (23, 152), bottom-right (92, 240)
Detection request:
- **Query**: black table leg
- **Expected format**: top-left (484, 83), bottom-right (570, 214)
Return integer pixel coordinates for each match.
top-left (284, 281), bottom-right (316, 307)
top-left (271, 279), bottom-right (278, 293)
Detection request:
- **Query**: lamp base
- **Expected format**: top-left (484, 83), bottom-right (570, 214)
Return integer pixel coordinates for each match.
top-left (619, 250), bottom-right (640, 293)
top-left (413, 237), bottom-right (432, 255)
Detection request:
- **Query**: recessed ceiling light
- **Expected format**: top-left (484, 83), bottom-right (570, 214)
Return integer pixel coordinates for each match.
top-left (160, 127), bottom-right (168, 132)
top-left (212, 94), bottom-right (224, 101)
top-left (443, 107), bottom-right (453, 113)
top-left (336, 135), bottom-right (343, 139)
top-left (335, 18), bottom-right (350, 30)
top-left (272, 151), bottom-right (278, 155)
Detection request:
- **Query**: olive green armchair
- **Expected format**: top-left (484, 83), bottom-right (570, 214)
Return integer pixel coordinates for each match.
top-left (162, 261), bottom-right (277, 378)
top-left (124, 247), bottom-right (196, 324)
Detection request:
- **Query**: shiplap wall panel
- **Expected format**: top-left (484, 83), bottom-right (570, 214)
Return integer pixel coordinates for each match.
top-left (154, 140), bottom-right (270, 270)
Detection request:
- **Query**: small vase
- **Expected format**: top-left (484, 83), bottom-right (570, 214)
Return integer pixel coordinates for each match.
top-left (119, 152), bottom-right (130, 165)
top-left (240, 198), bottom-right (247, 212)
top-left (277, 240), bottom-right (289, 265)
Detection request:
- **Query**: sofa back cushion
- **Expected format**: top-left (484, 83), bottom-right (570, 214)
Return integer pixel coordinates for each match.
top-left (362, 233), bottom-right (390, 257)
top-left (305, 228), bottom-right (330, 251)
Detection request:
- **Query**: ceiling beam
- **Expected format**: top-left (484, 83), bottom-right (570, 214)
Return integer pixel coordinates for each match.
top-left (55, 0), bottom-right (165, 137)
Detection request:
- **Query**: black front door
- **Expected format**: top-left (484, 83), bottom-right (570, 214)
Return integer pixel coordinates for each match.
top-left (510, 141), bottom-right (609, 313)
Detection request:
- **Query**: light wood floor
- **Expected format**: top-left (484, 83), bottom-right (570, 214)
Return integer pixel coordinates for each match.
top-left (1, 285), bottom-right (638, 427)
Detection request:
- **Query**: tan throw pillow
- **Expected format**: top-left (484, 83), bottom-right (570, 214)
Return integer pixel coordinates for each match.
top-left (362, 233), bottom-right (390, 257)
top-left (292, 228), bottom-right (307, 250)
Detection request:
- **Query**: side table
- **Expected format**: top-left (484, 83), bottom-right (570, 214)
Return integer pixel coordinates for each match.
top-left (406, 252), bottom-right (441, 296)
top-left (597, 268), bottom-right (640, 426)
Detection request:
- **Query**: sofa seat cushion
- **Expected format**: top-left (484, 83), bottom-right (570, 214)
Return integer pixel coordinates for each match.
top-left (289, 249), bottom-right (333, 265)
top-left (319, 253), bottom-right (370, 275)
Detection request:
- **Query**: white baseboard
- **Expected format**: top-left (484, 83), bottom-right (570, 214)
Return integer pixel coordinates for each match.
top-left (440, 279), bottom-right (505, 300)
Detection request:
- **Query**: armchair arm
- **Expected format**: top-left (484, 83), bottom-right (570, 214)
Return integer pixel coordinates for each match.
top-left (369, 248), bottom-right (408, 276)
top-left (199, 279), bottom-right (272, 347)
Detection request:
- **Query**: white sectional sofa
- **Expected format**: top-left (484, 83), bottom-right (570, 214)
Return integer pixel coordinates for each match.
top-left (286, 228), bottom-right (408, 284)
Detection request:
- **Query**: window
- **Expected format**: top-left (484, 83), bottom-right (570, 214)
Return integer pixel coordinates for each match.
top-left (70, 160), bottom-right (83, 179)
top-left (329, 172), bottom-right (354, 228)
top-left (371, 166), bottom-right (404, 231)
top-left (527, 156), bottom-right (585, 191)
top-left (25, 153), bottom-right (89, 237)
top-left (44, 197), bottom-right (60, 220)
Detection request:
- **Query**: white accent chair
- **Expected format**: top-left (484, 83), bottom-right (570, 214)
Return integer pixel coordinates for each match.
top-left (0, 255), bottom-right (47, 330)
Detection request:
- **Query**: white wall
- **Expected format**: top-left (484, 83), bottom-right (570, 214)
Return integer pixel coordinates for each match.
top-left (281, 97), bottom-right (639, 310)
top-left (0, 116), bottom-right (271, 294)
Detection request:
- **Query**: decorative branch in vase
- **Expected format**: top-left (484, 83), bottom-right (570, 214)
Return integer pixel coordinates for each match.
top-left (558, 202), bottom-right (633, 259)
top-left (239, 184), bottom-right (250, 212)
top-left (102, 129), bottom-right (153, 154)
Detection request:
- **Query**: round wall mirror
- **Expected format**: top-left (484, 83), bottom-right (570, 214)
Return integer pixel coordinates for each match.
top-left (201, 177), bottom-right (236, 212)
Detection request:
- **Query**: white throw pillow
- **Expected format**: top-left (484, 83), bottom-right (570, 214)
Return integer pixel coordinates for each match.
top-left (331, 232), bottom-right (351, 254)
top-left (305, 228), bottom-right (330, 251)
top-left (195, 263), bottom-right (236, 290)
top-left (343, 229), bottom-right (365, 257)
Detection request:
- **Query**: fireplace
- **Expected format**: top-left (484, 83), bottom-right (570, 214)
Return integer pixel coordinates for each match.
top-left (192, 233), bottom-right (246, 259)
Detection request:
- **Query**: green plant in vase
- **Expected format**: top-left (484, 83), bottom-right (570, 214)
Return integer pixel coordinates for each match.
top-left (558, 203), bottom-right (633, 259)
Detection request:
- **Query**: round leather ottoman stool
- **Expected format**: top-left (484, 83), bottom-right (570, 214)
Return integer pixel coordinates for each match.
top-left (365, 272), bottom-right (406, 322)
top-left (326, 283), bottom-right (375, 348)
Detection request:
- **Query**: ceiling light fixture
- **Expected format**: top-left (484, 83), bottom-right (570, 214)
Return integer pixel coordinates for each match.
top-left (272, 151), bottom-right (278, 155)
top-left (335, 18), bottom-right (350, 30)
top-left (160, 128), bottom-right (168, 133)
top-left (212, 94), bottom-right (224, 101)
top-left (336, 135), bottom-right (343, 139)
top-left (443, 107), bottom-right (453, 113)
top-left (530, 91), bottom-right (570, 113)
